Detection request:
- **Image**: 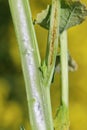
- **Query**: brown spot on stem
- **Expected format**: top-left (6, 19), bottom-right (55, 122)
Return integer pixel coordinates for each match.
top-left (49, 7), bottom-right (57, 65)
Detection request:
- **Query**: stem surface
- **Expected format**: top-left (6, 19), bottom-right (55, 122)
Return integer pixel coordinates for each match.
top-left (45, 0), bottom-right (60, 87)
top-left (42, 0), bottom-right (61, 129)
top-left (60, 30), bottom-right (69, 107)
top-left (8, 0), bottom-right (47, 130)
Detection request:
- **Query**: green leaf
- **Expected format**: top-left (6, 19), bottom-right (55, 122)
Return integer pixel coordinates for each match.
top-left (34, 0), bottom-right (87, 33)
top-left (60, 0), bottom-right (87, 33)
top-left (54, 104), bottom-right (70, 130)
top-left (33, 5), bottom-right (51, 30)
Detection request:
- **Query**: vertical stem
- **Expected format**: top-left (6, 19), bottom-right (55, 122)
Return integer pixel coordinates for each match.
top-left (8, 0), bottom-right (47, 130)
top-left (43, 0), bottom-right (61, 129)
top-left (45, 0), bottom-right (61, 87)
top-left (54, 30), bottom-right (69, 130)
top-left (60, 30), bottom-right (69, 107)
top-left (42, 86), bottom-right (54, 130)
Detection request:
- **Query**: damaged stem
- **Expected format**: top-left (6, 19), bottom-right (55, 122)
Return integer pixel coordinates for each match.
top-left (45, 0), bottom-right (61, 87)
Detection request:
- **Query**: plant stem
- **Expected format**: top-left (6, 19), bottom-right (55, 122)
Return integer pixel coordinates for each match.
top-left (42, 86), bottom-right (54, 130)
top-left (8, 0), bottom-right (48, 130)
top-left (42, 0), bottom-right (61, 129)
top-left (60, 30), bottom-right (69, 107)
top-left (9, 0), bottom-right (41, 67)
top-left (45, 0), bottom-right (61, 87)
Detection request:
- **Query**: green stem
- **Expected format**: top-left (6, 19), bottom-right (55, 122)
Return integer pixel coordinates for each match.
top-left (42, 86), bottom-right (54, 130)
top-left (42, 0), bottom-right (61, 129)
top-left (60, 30), bottom-right (69, 107)
top-left (8, 0), bottom-right (48, 130)
top-left (54, 30), bottom-right (69, 130)
top-left (45, 0), bottom-right (61, 87)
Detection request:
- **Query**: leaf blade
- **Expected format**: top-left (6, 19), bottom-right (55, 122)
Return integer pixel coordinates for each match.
top-left (60, 1), bottom-right (87, 33)
top-left (34, 0), bottom-right (87, 33)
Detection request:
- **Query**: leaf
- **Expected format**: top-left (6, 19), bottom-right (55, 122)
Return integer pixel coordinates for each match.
top-left (33, 5), bottom-right (51, 30)
top-left (34, 0), bottom-right (87, 33)
top-left (54, 104), bottom-right (70, 130)
top-left (60, 0), bottom-right (87, 33)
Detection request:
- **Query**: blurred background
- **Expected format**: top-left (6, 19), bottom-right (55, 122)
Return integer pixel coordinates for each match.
top-left (0, 0), bottom-right (87, 130)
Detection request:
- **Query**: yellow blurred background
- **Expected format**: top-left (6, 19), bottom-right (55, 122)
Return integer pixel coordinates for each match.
top-left (0, 0), bottom-right (87, 130)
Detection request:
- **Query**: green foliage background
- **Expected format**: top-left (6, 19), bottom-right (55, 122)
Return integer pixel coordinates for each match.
top-left (0, 0), bottom-right (87, 130)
